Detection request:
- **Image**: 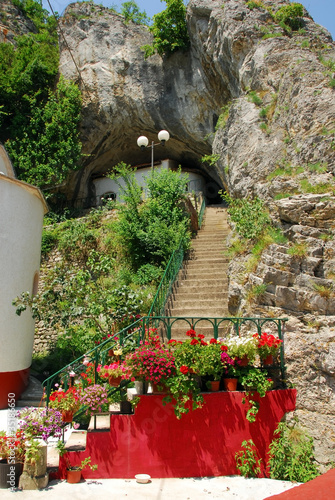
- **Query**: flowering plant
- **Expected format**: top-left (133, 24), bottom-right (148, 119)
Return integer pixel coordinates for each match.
top-left (0, 430), bottom-right (26, 463)
top-left (123, 335), bottom-right (176, 383)
top-left (253, 332), bottom-right (282, 358)
top-left (167, 331), bottom-right (207, 374)
top-left (220, 350), bottom-right (242, 378)
top-left (97, 362), bottom-right (125, 379)
top-left (17, 407), bottom-right (63, 442)
top-left (79, 384), bottom-right (109, 415)
top-left (224, 333), bottom-right (258, 363)
top-left (49, 386), bottom-right (81, 413)
top-left (195, 341), bottom-right (224, 381)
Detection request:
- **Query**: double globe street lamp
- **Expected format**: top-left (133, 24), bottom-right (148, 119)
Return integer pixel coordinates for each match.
top-left (137, 130), bottom-right (170, 168)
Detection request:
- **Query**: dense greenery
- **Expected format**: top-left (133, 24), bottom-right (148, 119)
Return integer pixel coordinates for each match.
top-left (221, 193), bottom-right (271, 241)
top-left (268, 419), bottom-right (320, 482)
top-left (0, 0), bottom-right (82, 191)
top-left (15, 167), bottom-right (191, 373)
top-left (142, 0), bottom-right (189, 58)
top-left (109, 163), bottom-right (191, 270)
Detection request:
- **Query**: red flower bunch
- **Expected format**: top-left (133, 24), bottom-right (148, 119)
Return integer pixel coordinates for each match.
top-left (123, 341), bottom-right (176, 383)
top-left (0, 429), bottom-right (26, 463)
top-left (186, 329), bottom-right (197, 338)
top-left (253, 332), bottom-right (282, 358)
top-left (49, 386), bottom-right (81, 413)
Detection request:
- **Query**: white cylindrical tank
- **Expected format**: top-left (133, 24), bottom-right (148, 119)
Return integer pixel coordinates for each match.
top-left (0, 171), bottom-right (47, 409)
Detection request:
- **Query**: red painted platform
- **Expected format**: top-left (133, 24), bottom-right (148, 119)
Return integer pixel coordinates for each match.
top-left (265, 468), bottom-right (335, 499)
top-left (58, 389), bottom-right (296, 479)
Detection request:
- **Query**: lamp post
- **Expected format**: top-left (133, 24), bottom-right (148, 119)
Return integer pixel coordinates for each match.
top-left (137, 130), bottom-right (170, 168)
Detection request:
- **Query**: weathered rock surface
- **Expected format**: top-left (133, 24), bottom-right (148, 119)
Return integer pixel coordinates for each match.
top-left (58, 0), bottom-right (335, 469)
top-left (4, 0), bottom-right (335, 468)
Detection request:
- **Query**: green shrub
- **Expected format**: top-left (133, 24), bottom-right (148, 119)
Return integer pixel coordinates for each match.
top-left (235, 440), bottom-right (262, 477)
top-left (221, 193), bottom-right (271, 240)
top-left (269, 419), bottom-right (320, 482)
top-left (41, 228), bottom-right (58, 256)
top-left (274, 3), bottom-right (304, 31)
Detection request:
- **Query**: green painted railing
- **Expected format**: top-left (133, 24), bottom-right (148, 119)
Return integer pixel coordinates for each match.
top-left (147, 237), bottom-right (186, 319)
top-left (198, 197), bottom-right (206, 229)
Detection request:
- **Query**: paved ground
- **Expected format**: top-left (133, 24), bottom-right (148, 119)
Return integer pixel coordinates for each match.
top-left (0, 409), bottom-right (300, 499)
top-left (1, 476), bottom-right (300, 499)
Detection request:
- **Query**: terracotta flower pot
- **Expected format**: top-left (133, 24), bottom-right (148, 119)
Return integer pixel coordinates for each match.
top-left (108, 375), bottom-right (122, 387)
top-left (262, 354), bottom-right (274, 366)
top-left (67, 469), bottom-right (82, 483)
top-left (223, 378), bottom-right (238, 391)
top-left (209, 380), bottom-right (220, 392)
top-left (62, 411), bottom-right (74, 423)
top-left (238, 355), bottom-right (249, 366)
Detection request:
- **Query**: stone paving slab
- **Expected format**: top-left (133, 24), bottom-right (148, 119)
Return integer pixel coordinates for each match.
top-left (0, 476), bottom-right (300, 500)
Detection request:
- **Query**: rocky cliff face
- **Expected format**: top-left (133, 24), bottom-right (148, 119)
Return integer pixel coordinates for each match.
top-left (4, 0), bottom-right (335, 468)
top-left (58, 0), bottom-right (335, 468)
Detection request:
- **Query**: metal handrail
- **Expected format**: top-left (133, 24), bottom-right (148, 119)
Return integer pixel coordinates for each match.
top-left (198, 198), bottom-right (206, 228)
top-left (147, 237), bottom-right (185, 319)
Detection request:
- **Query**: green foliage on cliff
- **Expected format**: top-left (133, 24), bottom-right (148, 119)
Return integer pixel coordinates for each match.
top-left (0, 0), bottom-right (82, 191)
top-left (142, 0), bottom-right (189, 58)
top-left (274, 3), bottom-right (304, 32)
top-left (121, 0), bottom-right (150, 25)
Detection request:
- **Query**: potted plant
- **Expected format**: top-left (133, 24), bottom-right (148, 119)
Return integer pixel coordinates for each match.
top-left (0, 430), bottom-right (25, 488)
top-left (16, 407), bottom-right (63, 490)
top-left (224, 333), bottom-right (258, 365)
top-left (48, 386), bottom-right (82, 422)
top-left (239, 367), bottom-right (273, 422)
top-left (97, 361), bottom-right (125, 387)
top-left (79, 384), bottom-right (109, 415)
top-left (220, 349), bottom-right (242, 391)
top-left (56, 443), bottom-right (98, 484)
top-left (163, 366), bottom-right (203, 419)
top-left (17, 407), bottom-right (63, 442)
top-left (163, 335), bottom-right (204, 418)
top-left (123, 334), bottom-right (176, 390)
top-left (253, 332), bottom-right (283, 365)
top-left (195, 340), bottom-right (224, 391)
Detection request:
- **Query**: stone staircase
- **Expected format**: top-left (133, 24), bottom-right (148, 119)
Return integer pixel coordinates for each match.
top-left (165, 205), bottom-right (230, 339)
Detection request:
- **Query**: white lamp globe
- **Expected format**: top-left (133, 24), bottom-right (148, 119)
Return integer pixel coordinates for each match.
top-left (158, 130), bottom-right (170, 144)
top-left (137, 135), bottom-right (149, 148)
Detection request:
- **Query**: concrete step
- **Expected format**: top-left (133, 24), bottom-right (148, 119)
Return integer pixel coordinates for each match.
top-left (177, 279), bottom-right (228, 288)
top-left (185, 262), bottom-right (228, 271)
top-left (88, 413), bottom-right (110, 432)
top-left (183, 271), bottom-right (228, 280)
top-left (65, 430), bottom-right (87, 451)
top-left (16, 376), bottom-right (45, 407)
top-left (168, 298), bottom-right (228, 309)
top-left (169, 307), bottom-right (229, 317)
top-left (172, 290), bottom-right (228, 300)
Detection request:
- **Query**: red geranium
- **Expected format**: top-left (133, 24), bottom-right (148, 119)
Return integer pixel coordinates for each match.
top-left (186, 329), bottom-right (197, 338)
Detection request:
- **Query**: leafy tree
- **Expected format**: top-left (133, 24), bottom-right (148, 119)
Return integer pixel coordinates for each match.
top-left (110, 163), bottom-right (191, 270)
top-left (121, 1), bottom-right (150, 25)
top-left (142, 0), bottom-right (189, 58)
top-left (5, 76), bottom-right (82, 189)
top-left (0, 0), bottom-right (82, 192)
